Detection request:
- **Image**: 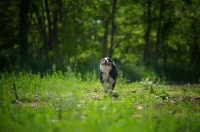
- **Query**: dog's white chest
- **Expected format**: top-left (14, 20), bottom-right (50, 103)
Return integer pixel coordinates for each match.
top-left (102, 71), bottom-right (109, 81)
top-left (100, 64), bottom-right (111, 81)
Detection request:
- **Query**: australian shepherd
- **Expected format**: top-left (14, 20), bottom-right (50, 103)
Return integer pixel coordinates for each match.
top-left (100, 57), bottom-right (118, 92)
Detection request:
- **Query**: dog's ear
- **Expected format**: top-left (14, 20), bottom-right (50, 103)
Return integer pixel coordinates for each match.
top-left (100, 58), bottom-right (104, 63)
top-left (107, 58), bottom-right (113, 62)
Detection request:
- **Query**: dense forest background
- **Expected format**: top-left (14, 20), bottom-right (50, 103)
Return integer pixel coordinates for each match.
top-left (0, 0), bottom-right (200, 83)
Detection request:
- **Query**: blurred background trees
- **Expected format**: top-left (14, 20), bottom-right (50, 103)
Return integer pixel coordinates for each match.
top-left (0, 0), bottom-right (200, 82)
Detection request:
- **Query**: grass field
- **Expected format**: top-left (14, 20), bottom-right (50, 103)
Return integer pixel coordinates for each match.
top-left (0, 71), bottom-right (200, 132)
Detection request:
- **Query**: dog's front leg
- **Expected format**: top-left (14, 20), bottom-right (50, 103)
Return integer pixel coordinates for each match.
top-left (108, 78), bottom-right (115, 90)
top-left (102, 81), bottom-right (108, 92)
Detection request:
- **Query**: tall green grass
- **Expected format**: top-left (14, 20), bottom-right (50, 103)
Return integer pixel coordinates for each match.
top-left (0, 71), bottom-right (200, 132)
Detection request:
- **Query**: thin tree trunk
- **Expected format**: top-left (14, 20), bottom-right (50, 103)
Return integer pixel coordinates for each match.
top-left (156, 0), bottom-right (164, 64)
top-left (102, 18), bottom-right (109, 58)
top-left (57, 0), bottom-right (63, 22)
top-left (109, 0), bottom-right (117, 58)
top-left (32, 0), bottom-right (49, 54)
top-left (190, 21), bottom-right (200, 66)
top-left (190, 36), bottom-right (199, 65)
top-left (143, 0), bottom-right (151, 63)
top-left (19, 0), bottom-right (30, 63)
top-left (52, 2), bottom-right (59, 45)
top-left (73, 0), bottom-right (77, 63)
top-left (44, 0), bottom-right (52, 51)
top-left (34, 13), bottom-right (48, 54)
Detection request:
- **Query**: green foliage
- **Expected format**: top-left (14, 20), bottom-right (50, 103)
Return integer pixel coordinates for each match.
top-left (0, 0), bottom-right (200, 82)
top-left (119, 64), bottom-right (156, 82)
top-left (1, 72), bottom-right (200, 132)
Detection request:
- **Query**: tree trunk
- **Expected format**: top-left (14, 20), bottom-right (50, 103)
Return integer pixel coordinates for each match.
top-left (156, 0), bottom-right (164, 64)
top-left (44, 0), bottom-right (52, 51)
top-left (52, 1), bottom-right (59, 45)
top-left (109, 0), bottom-right (117, 58)
top-left (73, 0), bottom-right (77, 63)
top-left (143, 0), bottom-right (151, 63)
top-left (190, 35), bottom-right (200, 65)
top-left (19, 0), bottom-right (30, 63)
top-left (102, 18), bottom-right (109, 58)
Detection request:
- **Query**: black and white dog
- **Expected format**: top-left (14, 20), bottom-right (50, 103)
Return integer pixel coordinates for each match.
top-left (100, 57), bottom-right (118, 92)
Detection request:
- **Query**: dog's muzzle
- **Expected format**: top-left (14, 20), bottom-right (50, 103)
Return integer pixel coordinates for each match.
top-left (101, 60), bottom-right (111, 66)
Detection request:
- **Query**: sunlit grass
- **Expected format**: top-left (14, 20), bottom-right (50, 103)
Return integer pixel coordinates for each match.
top-left (0, 71), bottom-right (200, 132)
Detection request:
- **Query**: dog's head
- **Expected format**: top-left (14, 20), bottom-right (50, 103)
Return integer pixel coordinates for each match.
top-left (100, 57), bottom-right (113, 67)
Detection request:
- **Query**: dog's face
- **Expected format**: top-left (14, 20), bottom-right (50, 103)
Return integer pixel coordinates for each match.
top-left (100, 57), bottom-right (118, 92)
top-left (100, 57), bottom-right (113, 71)
top-left (100, 57), bottom-right (113, 66)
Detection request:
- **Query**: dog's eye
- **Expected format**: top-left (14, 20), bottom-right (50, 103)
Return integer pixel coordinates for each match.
top-left (108, 59), bottom-right (113, 62)
top-left (101, 59), bottom-right (105, 62)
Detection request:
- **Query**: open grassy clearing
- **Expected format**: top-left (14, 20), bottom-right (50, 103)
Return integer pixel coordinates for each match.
top-left (0, 71), bottom-right (200, 132)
